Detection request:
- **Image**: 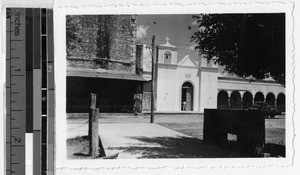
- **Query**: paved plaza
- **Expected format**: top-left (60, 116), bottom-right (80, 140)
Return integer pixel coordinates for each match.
top-left (67, 114), bottom-right (285, 159)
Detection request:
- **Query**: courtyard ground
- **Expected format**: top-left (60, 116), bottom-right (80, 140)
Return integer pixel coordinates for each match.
top-left (67, 113), bottom-right (285, 159)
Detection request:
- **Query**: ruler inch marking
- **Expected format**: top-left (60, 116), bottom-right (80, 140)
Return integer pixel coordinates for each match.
top-left (6, 8), bottom-right (12, 174)
top-left (6, 8), bottom-right (26, 175)
top-left (6, 8), bottom-right (55, 175)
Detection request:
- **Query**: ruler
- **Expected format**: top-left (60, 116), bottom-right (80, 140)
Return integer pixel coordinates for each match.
top-left (5, 8), bottom-right (55, 175)
top-left (6, 8), bottom-right (26, 175)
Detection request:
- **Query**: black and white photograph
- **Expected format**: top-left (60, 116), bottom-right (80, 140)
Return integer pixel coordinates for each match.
top-left (66, 13), bottom-right (286, 159)
top-left (1, 0), bottom-right (300, 175)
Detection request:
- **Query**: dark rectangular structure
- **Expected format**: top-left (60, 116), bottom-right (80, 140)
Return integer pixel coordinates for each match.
top-left (203, 109), bottom-right (265, 156)
top-left (66, 77), bottom-right (143, 113)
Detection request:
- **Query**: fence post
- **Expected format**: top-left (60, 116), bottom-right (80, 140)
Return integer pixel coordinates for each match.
top-left (89, 93), bottom-right (99, 158)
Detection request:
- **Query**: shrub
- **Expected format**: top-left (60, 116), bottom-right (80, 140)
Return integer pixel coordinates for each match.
top-left (248, 102), bottom-right (277, 118)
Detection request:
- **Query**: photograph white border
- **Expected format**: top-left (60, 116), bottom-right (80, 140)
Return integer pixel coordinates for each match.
top-left (55, 1), bottom-right (295, 173)
top-left (0, 0), bottom-right (298, 175)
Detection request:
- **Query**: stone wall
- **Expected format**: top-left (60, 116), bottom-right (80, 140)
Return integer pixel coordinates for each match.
top-left (135, 45), bottom-right (143, 75)
top-left (66, 15), bottom-right (137, 72)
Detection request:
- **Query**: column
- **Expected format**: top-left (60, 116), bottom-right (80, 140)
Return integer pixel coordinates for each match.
top-left (227, 90), bottom-right (232, 108)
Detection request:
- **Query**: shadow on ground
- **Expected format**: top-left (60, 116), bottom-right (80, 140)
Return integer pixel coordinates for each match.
top-left (264, 143), bottom-right (285, 157)
top-left (108, 136), bottom-right (243, 158)
top-left (68, 135), bottom-right (285, 159)
top-left (67, 136), bottom-right (91, 159)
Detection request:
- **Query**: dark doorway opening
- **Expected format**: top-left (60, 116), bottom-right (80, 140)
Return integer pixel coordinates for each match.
top-left (67, 77), bottom-right (142, 113)
top-left (217, 91), bottom-right (229, 109)
top-left (277, 93), bottom-right (285, 112)
top-left (266, 93), bottom-right (276, 107)
top-left (181, 82), bottom-right (193, 111)
top-left (230, 91), bottom-right (242, 109)
top-left (254, 92), bottom-right (264, 103)
top-left (243, 91), bottom-right (253, 109)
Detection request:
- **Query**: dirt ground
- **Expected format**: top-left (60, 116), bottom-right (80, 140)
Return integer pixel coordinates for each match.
top-left (67, 113), bottom-right (285, 158)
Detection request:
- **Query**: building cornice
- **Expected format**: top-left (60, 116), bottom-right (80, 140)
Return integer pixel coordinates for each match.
top-left (177, 65), bottom-right (199, 69)
top-left (200, 67), bottom-right (219, 72)
top-left (157, 45), bottom-right (178, 51)
top-left (218, 77), bottom-right (282, 85)
top-left (157, 63), bottom-right (178, 67)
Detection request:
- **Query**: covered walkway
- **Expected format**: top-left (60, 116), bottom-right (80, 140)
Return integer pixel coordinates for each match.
top-left (217, 77), bottom-right (285, 111)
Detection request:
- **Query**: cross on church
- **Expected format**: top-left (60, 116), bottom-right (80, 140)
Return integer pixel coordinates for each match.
top-left (165, 36), bottom-right (170, 43)
top-left (161, 36), bottom-right (175, 47)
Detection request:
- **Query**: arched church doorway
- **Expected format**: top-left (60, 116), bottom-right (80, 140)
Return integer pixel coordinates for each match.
top-left (243, 91), bottom-right (253, 109)
top-left (254, 92), bottom-right (264, 103)
top-left (277, 93), bottom-right (285, 112)
top-left (266, 93), bottom-right (276, 107)
top-left (217, 91), bottom-right (229, 109)
top-left (181, 82), bottom-right (193, 111)
top-left (230, 91), bottom-right (242, 109)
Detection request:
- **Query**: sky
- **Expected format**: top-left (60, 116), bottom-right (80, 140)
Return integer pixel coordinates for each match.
top-left (135, 14), bottom-right (268, 80)
top-left (136, 14), bottom-right (202, 72)
top-left (136, 14), bottom-right (199, 51)
top-left (135, 14), bottom-right (266, 80)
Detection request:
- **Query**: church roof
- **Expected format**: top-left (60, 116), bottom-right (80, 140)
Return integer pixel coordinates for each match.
top-left (178, 55), bottom-right (198, 66)
top-left (177, 49), bottom-right (200, 64)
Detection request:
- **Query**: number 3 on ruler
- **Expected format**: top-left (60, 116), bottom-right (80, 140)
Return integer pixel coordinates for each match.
top-left (47, 65), bottom-right (52, 72)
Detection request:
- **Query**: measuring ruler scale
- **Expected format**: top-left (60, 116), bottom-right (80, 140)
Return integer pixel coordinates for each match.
top-left (5, 8), bottom-right (55, 175)
top-left (6, 8), bottom-right (26, 175)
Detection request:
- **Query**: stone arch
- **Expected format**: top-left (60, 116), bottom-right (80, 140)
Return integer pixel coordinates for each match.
top-left (217, 91), bottom-right (229, 109)
top-left (181, 81), bottom-right (194, 111)
top-left (242, 91), bottom-right (253, 109)
top-left (230, 91), bottom-right (242, 109)
top-left (277, 93), bottom-right (285, 112)
top-left (266, 93), bottom-right (276, 107)
top-left (254, 92), bottom-right (264, 103)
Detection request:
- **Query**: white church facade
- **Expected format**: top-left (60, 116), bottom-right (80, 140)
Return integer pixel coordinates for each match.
top-left (142, 38), bottom-right (286, 113)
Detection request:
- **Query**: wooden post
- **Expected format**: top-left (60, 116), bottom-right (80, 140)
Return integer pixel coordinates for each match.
top-left (89, 93), bottom-right (99, 158)
top-left (150, 35), bottom-right (155, 123)
top-left (90, 93), bottom-right (97, 109)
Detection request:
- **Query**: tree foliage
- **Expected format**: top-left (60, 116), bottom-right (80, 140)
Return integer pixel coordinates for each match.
top-left (191, 14), bottom-right (285, 86)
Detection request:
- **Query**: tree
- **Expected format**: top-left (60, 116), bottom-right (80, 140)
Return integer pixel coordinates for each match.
top-left (191, 14), bottom-right (285, 86)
